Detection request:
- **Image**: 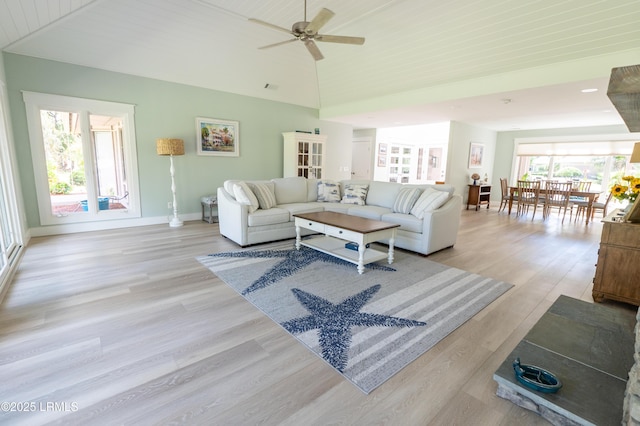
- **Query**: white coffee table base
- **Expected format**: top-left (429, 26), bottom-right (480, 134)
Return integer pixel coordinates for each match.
top-left (295, 220), bottom-right (396, 274)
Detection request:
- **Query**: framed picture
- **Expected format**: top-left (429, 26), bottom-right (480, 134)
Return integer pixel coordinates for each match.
top-left (623, 200), bottom-right (640, 223)
top-left (468, 142), bottom-right (484, 168)
top-left (196, 117), bottom-right (239, 157)
top-left (377, 155), bottom-right (387, 167)
top-left (378, 143), bottom-right (387, 154)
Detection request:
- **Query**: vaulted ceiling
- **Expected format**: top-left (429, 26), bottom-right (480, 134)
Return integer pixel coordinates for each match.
top-left (1, 0), bottom-right (640, 131)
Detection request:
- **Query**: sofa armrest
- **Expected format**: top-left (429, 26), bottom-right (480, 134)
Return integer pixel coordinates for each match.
top-left (217, 186), bottom-right (249, 246)
top-left (420, 194), bottom-right (462, 252)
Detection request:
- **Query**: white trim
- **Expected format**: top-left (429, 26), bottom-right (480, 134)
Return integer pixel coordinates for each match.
top-left (22, 91), bottom-right (141, 226)
top-left (0, 81), bottom-right (25, 300)
top-left (29, 213), bottom-right (202, 237)
top-left (514, 132), bottom-right (640, 155)
top-left (514, 133), bottom-right (640, 144)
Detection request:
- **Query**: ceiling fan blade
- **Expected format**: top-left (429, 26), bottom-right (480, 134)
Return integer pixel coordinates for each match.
top-left (304, 40), bottom-right (324, 61)
top-left (248, 18), bottom-right (292, 35)
top-left (258, 39), bottom-right (298, 50)
top-left (315, 35), bottom-right (365, 45)
top-left (304, 8), bottom-right (334, 35)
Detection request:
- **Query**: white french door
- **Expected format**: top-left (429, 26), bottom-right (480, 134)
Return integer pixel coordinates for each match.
top-left (23, 92), bottom-right (140, 226)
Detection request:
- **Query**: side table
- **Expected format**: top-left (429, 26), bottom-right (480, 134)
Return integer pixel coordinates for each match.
top-left (467, 184), bottom-right (491, 210)
top-left (201, 195), bottom-right (217, 223)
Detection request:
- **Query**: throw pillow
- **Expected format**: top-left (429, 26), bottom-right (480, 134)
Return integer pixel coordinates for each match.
top-left (341, 184), bottom-right (369, 205)
top-left (393, 187), bottom-right (422, 214)
top-left (410, 187), bottom-right (450, 219)
top-left (248, 182), bottom-right (276, 210)
top-left (317, 180), bottom-right (341, 202)
top-left (233, 181), bottom-right (259, 213)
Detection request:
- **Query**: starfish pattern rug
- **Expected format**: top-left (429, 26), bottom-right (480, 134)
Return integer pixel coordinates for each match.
top-left (198, 240), bottom-right (513, 394)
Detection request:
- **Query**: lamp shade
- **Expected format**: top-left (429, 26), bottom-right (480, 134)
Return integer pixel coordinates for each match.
top-left (631, 142), bottom-right (640, 163)
top-left (156, 138), bottom-right (184, 156)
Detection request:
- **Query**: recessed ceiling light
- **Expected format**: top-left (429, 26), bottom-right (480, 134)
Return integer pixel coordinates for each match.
top-left (581, 88), bottom-right (598, 93)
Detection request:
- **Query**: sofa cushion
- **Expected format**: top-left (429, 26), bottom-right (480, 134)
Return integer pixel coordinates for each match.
top-left (347, 205), bottom-right (392, 220)
top-left (393, 187), bottom-right (422, 214)
top-left (233, 182), bottom-right (259, 213)
top-left (411, 187), bottom-right (450, 219)
top-left (381, 212), bottom-right (424, 233)
top-left (317, 180), bottom-right (341, 202)
top-left (341, 184), bottom-right (369, 205)
top-left (248, 182), bottom-right (277, 210)
top-left (278, 203), bottom-right (324, 219)
top-left (307, 178), bottom-right (319, 202)
top-left (321, 202), bottom-right (352, 213)
top-left (366, 180), bottom-right (403, 208)
top-left (271, 177), bottom-right (308, 204)
top-left (247, 207), bottom-right (290, 227)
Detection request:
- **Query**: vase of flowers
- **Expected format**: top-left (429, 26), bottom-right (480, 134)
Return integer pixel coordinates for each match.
top-left (610, 175), bottom-right (640, 211)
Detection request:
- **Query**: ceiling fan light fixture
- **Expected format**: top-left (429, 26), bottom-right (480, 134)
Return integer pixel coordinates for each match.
top-left (249, 1), bottom-right (365, 61)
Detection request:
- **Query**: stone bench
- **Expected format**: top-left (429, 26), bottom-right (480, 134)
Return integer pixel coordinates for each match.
top-left (493, 295), bottom-right (636, 425)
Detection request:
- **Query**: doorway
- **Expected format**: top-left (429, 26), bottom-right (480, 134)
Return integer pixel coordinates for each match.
top-left (23, 91), bottom-right (140, 226)
top-left (351, 137), bottom-right (372, 180)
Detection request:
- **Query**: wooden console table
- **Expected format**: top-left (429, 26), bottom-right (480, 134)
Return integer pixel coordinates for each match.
top-left (467, 184), bottom-right (490, 210)
top-left (592, 210), bottom-right (640, 306)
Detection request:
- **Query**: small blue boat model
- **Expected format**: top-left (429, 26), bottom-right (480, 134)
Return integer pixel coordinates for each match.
top-left (513, 357), bottom-right (562, 393)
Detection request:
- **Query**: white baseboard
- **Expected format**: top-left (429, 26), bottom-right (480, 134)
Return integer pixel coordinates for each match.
top-left (29, 212), bottom-right (202, 237)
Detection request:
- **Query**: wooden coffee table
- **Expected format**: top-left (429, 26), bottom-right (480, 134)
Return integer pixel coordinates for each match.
top-left (293, 211), bottom-right (400, 274)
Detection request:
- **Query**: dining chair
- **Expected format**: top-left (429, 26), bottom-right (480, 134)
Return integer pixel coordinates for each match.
top-left (568, 181), bottom-right (592, 216)
top-left (543, 181), bottom-right (572, 222)
top-left (516, 180), bottom-right (541, 219)
top-left (575, 192), bottom-right (612, 222)
top-left (498, 178), bottom-right (510, 212)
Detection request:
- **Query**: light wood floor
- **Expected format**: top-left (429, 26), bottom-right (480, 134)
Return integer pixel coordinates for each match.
top-left (1, 206), bottom-right (635, 425)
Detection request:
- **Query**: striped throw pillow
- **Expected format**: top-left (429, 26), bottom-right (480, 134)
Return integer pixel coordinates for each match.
top-left (248, 182), bottom-right (276, 210)
top-left (410, 187), bottom-right (450, 219)
top-left (393, 187), bottom-right (422, 213)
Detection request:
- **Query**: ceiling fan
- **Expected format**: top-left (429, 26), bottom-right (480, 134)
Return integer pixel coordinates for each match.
top-left (249, 1), bottom-right (365, 61)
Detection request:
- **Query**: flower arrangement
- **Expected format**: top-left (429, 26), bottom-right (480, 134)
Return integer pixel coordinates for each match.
top-left (610, 175), bottom-right (640, 204)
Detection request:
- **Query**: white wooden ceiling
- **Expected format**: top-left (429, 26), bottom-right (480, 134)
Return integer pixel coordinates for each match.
top-left (2, 0), bottom-right (640, 130)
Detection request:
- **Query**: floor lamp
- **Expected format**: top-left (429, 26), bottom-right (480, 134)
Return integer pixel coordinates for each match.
top-left (156, 138), bottom-right (185, 227)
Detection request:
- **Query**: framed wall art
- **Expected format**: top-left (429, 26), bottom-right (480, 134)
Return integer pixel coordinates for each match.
top-left (468, 142), bottom-right (484, 168)
top-left (623, 199), bottom-right (640, 223)
top-left (196, 117), bottom-right (239, 157)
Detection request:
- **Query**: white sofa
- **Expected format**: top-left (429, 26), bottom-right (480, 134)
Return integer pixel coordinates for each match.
top-left (217, 177), bottom-right (462, 255)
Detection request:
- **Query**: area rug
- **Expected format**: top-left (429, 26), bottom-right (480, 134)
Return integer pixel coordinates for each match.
top-left (197, 240), bottom-right (513, 394)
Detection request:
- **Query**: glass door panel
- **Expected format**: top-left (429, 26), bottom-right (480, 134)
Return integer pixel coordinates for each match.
top-left (91, 114), bottom-right (128, 211)
top-left (40, 110), bottom-right (88, 216)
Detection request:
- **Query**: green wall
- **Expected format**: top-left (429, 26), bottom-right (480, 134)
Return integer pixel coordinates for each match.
top-left (4, 53), bottom-right (351, 228)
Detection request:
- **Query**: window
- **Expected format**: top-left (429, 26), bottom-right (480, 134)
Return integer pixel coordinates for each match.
top-left (23, 92), bottom-right (140, 226)
top-left (514, 139), bottom-right (639, 206)
top-left (0, 83), bottom-right (23, 289)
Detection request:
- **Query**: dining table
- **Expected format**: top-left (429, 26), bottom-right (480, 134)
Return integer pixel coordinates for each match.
top-left (507, 186), bottom-right (602, 224)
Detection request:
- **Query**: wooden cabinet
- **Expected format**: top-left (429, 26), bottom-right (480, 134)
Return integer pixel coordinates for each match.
top-left (592, 210), bottom-right (640, 306)
top-left (467, 184), bottom-right (491, 210)
top-left (283, 132), bottom-right (326, 179)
